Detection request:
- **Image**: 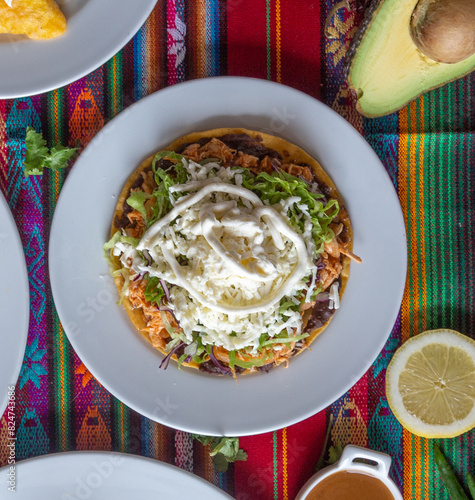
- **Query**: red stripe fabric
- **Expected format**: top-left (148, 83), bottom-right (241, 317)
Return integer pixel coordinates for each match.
top-left (235, 431), bottom-right (276, 499)
top-left (227, 0), bottom-right (269, 79)
top-left (278, 0), bottom-right (322, 98)
top-left (235, 411), bottom-right (327, 499)
top-left (284, 411), bottom-right (327, 499)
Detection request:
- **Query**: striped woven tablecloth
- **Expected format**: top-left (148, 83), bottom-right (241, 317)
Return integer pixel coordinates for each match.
top-left (1, 1), bottom-right (474, 499)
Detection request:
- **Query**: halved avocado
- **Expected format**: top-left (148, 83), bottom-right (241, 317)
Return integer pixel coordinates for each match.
top-left (346, 0), bottom-right (475, 117)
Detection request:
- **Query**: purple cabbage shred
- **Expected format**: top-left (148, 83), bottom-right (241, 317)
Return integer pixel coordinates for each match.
top-left (297, 174), bottom-right (311, 185)
top-left (142, 249), bottom-right (153, 266)
top-left (208, 347), bottom-right (231, 375)
top-left (158, 297), bottom-right (179, 323)
top-left (159, 278), bottom-right (171, 302)
top-left (159, 341), bottom-right (185, 370)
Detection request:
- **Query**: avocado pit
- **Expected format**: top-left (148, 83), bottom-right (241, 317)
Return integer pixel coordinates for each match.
top-left (410, 0), bottom-right (475, 63)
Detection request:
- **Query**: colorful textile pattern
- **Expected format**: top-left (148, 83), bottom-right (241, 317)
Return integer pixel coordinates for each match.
top-left (1, 1), bottom-right (475, 499)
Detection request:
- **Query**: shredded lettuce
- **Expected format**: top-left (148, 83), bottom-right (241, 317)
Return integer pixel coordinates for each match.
top-left (144, 152), bottom-right (188, 225)
top-left (192, 351), bottom-right (207, 365)
top-left (152, 151), bottom-right (189, 183)
top-left (159, 309), bottom-right (176, 335)
top-left (144, 276), bottom-right (165, 306)
top-left (164, 337), bottom-right (183, 353)
top-left (228, 350), bottom-right (236, 369)
top-left (261, 333), bottom-right (309, 346)
top-left (279, 298), bottom-right (300, 314)
top-left (103, 231), bottom-right (122, 261)
top-left (122, 236), bottom-right (140, 246)
top-left (126, 190), bottom-right (152, 219)
top-left (239, 168), bottom-right (339, 252)
top-left (199, 157), bottom-right (222, 166)
top-left (232, 353), bottom-right (269, 369)
top-left (311, 284), bottom-right (323, 301)
top-left (110, 267), bottom-right (130, 304)
top-left (103, 232), bottom-right (139, 261)
top-left (153, 150), bottom-right (185, 166)
top-left (177, 353), bottom-right (189, 369)
top-left (190, 335), bottom-right (207, 364)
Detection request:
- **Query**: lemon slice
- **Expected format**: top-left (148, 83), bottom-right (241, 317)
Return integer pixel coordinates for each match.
top-left (386, 329), bottom-right (475, 438)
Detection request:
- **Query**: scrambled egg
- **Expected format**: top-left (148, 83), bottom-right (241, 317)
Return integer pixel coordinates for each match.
top-left (0, 0), bottom-right (66, 39)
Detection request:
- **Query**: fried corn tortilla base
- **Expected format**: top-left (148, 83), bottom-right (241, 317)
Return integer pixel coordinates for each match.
top-left (0, 0), bottom-right (66, 40)
top-left (110, 128), bottom-right (352, 373)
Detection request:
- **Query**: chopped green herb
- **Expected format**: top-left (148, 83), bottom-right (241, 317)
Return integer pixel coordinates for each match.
top-left (192, 435), bottom-right (247, 472)
top-left (24, 127), bottom-right (77, 177)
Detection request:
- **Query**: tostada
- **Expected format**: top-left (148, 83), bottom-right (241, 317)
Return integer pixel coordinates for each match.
top-left (104, 128), bottom-right (361, 377)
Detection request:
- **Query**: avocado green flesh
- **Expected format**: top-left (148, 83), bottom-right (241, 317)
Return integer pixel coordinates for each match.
top-left (349, 0), bottom-right (475, 117)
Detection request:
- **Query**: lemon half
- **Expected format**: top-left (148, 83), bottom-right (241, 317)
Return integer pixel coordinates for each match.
top-left (386, 329), bottom-right (475, 438)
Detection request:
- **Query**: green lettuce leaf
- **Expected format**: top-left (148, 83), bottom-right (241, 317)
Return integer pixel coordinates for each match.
top-left (261, 333), bottom-right (309, 346)
top-left (153, 150), bottom-right (185, 165)
top-left (233, 354), bottom-right (269, 369)
top-left (144, 276), bottom-right (165, 306)
top-left (126, 190), bottom-right (152, 219)
top-left (103, 231), bottom-right (122, 261)
top-left (103, 232), bottom-right (139, 265)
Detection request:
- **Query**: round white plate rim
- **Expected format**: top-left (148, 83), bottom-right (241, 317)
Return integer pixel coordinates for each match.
top-left (0, 191), bottom-right (29, 417)
top-left (0, 451), bottom-right (232, 498)
top-left (49, 76), bottom-right (407, 436)
top-left (0, 0), bottom-right (157, 99)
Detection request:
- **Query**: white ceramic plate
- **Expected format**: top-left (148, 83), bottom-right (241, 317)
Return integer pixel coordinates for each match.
top-left (0, 451), bottom-right (232, 498)
top-left (0, 191), bottom-right (29, 417)
top-left (49, 77), bottom-right (407, 436)
top-left (0, 0), bottom-right (157, 98)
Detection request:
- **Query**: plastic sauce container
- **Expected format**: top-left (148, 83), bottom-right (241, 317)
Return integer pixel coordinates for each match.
top-left (295, 445), bottom-right (403, 500)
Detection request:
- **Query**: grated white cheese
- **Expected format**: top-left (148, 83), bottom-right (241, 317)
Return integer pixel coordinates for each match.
top-left (116, 158), bottom-right (319, 352)
top-left (329, 282), bottom-right (340, 310)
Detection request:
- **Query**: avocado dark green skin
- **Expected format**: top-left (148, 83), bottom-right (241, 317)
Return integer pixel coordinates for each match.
top-left (343, 0), bottom-right (383, 79)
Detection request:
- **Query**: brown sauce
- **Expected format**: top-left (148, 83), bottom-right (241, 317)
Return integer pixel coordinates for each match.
top-left (306, 470), bottom-right (394, 500)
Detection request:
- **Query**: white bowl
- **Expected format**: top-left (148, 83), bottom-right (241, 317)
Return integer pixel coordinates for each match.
top-left (296, 445), bottom-right (403, 500)
top-left (49, 77), bottom-right (407, 436)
